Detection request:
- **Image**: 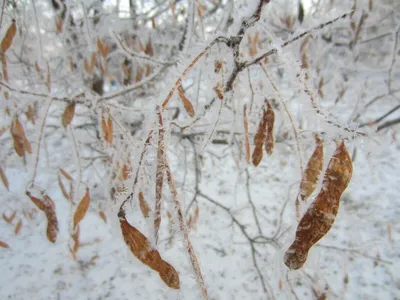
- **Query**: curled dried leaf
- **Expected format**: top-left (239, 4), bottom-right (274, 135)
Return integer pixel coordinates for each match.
top-left (1, 21), bottom-right (16, 53)
top-left (284, 141), bottom-right (353, 270)
top-left (177, 85), bottom-right (195, 117)
top-left (62, 102), bottom-right (75, 128)
top-left (73, 188), bottom-right (90, 229)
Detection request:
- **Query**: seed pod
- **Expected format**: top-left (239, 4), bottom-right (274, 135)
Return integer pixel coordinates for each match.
top-left (1, 21), bottom-right (16, 53)
top-left (252, 105), bottom-right (268, 166)
top-left (243, 105), bottom-right (251, 164)
top-left (154, 110), bottom-right (165, 244)
top-left (296, 135), bottom-right (324, 219)
top-left (73, 188), bottom-right (90, 229)
top-left (284, 141), bottom-right (352, 270)
top-left (62, 102), bottom-right (75, 128)
top-left (264, 100), bottom-right (275, 156)
top-left (118, 209), bottom-right (180, 289)
top-left (177, 85), bottom-right (195, 117)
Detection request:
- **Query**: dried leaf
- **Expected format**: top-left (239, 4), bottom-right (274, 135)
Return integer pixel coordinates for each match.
top-left (62, 102), bottom-right (75, 128)
top-left (265, 100), bottom-right (275, 156)
top-left (139, 191), bottom-right (150, 218)
top-left (284, 141), bottom-right (353, 270)
top-left (0, 240), bottom-right (10, 248)
top-left (1, 21), bottom-right (16, 53)
top-left (177, 85), bottom-right (195, 117)
top-left (0, 166), bottom-right (9, 190)
top-left (14, 219), bottom-right (22, 235)
top-left (73, 188), bottom-right (90, 229)
top-left (154, 110), bottom-right (165, 243)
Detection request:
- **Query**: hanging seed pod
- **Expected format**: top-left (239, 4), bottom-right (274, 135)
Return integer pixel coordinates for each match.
top-left (284, 141), bottom-right (353, 270)
top-left (118, 208), bottom-right (180, 289)
top-left (252, 105), bottom-right (268, 166)
top-left (296, 135), bottom-right (324, 219)
top-left (264, 100), bottom-right (275, 156)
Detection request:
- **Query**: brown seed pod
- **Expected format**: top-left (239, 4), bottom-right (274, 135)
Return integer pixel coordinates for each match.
top-left (0, 166), bottom-right (9, 190)
top-left (118, 209), bottom-right (180, 289)
top-left (264, 100), bottom-right (275, 156)
top-left (296, 135), bottom-right (324, 218)
top-left (154, 109), bottom-right (165, 243)
top-left (243, 105), bottom-right (251, 164)
top-left (62, 102), bottom-right (75, 128)
top-left (284, 140), bottom-right (353, 270)
top-left (1, 21), bottom-right (16, 53)
top-left (138, 191), bottom-right (151, 218)
top-left (73, 188), bottom-right (90, 229)
top-left (0, 240), bottom-right (10, 248)
top-left (252, 105), bottom-right (268, 166)
top-left (177, 85), bottom-right (195, 117)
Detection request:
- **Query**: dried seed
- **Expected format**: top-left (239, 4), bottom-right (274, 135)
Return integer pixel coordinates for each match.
top-left (284, 141), bottom-right (353, 270)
